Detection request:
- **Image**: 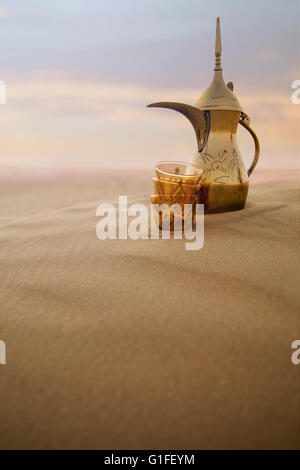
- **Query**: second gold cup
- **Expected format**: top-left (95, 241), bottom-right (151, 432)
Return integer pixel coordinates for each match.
top-left (151, 161), bottom-right (204, 230)
top-left (152, 178), bottom-right (201, 198)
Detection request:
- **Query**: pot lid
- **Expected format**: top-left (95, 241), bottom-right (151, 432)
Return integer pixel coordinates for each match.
top-left (196, 18), bottom-right (243, 112)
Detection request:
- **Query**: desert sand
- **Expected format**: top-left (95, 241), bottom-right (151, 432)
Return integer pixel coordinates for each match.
top-left (0, 167), bottom-right (299, 449)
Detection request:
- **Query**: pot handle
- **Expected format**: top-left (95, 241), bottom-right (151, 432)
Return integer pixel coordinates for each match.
top-left (239, 113), bottom-right (260, 177)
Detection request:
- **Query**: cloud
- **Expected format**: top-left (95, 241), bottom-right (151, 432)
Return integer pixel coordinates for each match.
top-left (257, 50), bottom-right (277, 62)
top-left (0, 76), bottom-right (298, 169)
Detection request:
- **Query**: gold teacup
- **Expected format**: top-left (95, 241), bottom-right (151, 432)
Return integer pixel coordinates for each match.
top-left (155, 161), bottom-right (203, 185)
top-left (151, 161), bottom-right (204, 230)
top-left (152, 178), bottom-right (200, 197)
top-left (150, 194), bottom-right (198, 231)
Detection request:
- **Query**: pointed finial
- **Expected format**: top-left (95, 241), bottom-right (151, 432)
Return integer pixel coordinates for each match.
top-left (214, 17), bottom-right (222, 71)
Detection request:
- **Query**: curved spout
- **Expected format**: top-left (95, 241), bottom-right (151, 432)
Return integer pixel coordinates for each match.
top-left (147, 102), bottom-right (210, 153)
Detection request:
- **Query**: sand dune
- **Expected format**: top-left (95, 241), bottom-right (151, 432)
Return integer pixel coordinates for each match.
top-left (0, 168), bottom-right (299, 449)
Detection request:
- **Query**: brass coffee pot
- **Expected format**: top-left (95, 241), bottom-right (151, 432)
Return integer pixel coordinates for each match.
top-left (148, 17), bottom-right (260, 213)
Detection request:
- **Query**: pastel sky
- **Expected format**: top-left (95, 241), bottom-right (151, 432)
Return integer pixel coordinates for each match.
top-left (0, 0), bottom-right (299, 170)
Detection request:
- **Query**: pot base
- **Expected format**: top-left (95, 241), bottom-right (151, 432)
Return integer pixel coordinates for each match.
top-left (199, 182), bottom-right (249, 213)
